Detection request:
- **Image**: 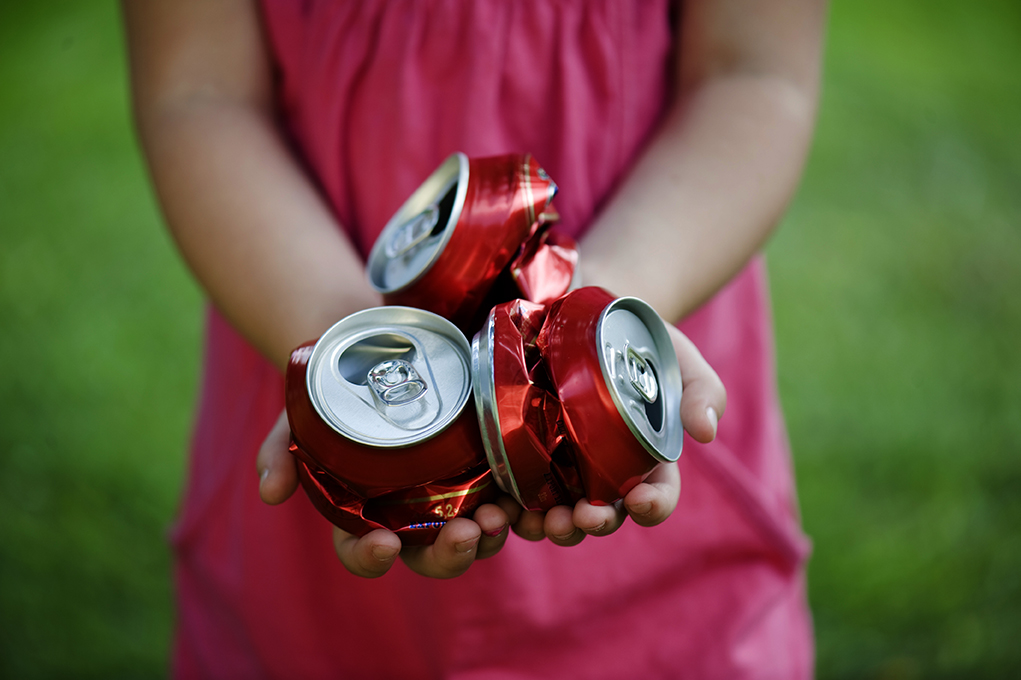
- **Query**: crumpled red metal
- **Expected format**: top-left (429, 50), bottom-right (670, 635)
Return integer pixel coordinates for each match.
top-left (486, 299), bottom-right (584, 511)
top-left (480, 287), bottom-right (677, 508)
top-left (285, 340), bottom-right (492, 545)
top-left (381, 153), bottom-right (576, 332)
top-left (538, 287), bottom-right (670, 504)
top-left (295, 456), bottom-right (497, 545)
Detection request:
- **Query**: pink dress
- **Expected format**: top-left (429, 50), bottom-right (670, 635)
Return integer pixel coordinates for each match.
top-left (171, 1), bottom-right (813, 677)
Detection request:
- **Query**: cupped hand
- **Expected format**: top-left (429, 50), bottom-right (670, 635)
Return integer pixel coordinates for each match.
top-left (512, 322), bottom-right (726, 546)
top-left (257, 322), bottom-right (724, 573)
top-left (256, 411), bottom-right (521, 578)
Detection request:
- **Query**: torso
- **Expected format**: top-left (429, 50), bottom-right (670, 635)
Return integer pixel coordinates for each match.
top-left (170, 2), bottom-right (813, 677)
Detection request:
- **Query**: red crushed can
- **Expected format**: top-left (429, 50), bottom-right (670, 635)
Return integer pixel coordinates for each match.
top-left (366, 152), bottom-right (577, 332)
top-left (472, 299), bottom-right (585, 511)
top-left (472, 288), bottom-right (683, 509)
top-left (286, 307), bottom-right (496, 545)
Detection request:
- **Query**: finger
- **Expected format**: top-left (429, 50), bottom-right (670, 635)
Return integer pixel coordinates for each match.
top-left (495, 494), bottom-right (524, 527)
top-left (511, 509), bottom-right (548, 542)
top-left (623, 462), bottom-right (681, 527)
top-left (667, 324), bottom-right (727, 444)
top-left (399, 518), bottom-right (481, 579)
top-left (256, 410), bottom-right (299, 505)
top-left (544, 505), bottom-right (585, 546)
top-left (332, 527), bottom-right (401, 578)
top-left (572, 498), bottom-right (627, 536)
top-left (472, 503), bottom-right (511, 560)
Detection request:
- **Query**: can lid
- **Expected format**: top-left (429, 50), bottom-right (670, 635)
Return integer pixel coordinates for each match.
top-left (596, 298), bottom-right (684, 462)
top-left (367, 153), bottom-right (469, 294)
top-left (307, 307), bottom-right (473, 447)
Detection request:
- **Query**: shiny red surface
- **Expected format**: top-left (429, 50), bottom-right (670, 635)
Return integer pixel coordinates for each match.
top-left (297, 457), bottom-right (497, 545)
top-left (384, 153), bottom-right (559, 330)
top-left (489, 300), bottom-right (584, 511)
top-left (285, 341), bottom-right (486, 499)
top-left (537, 287), bottom-right (663, 504)
top-left (510, 230), bottom-right (579, 306)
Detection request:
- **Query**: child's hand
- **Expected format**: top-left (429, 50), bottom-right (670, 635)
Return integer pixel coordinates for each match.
top-left (329, 498), bottom-right (521, 579)
top-left (256, 411), bottom-right (521, 578)
top-left (256, 322), bottom-right (725, 577)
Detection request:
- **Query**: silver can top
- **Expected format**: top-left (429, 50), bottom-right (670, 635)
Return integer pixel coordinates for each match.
top-left (596, 298), bottom-right (684, 463)
top-left (306, 307), bottom-right (473, 447)
top-left (367, 153), bottom-right (469, 294)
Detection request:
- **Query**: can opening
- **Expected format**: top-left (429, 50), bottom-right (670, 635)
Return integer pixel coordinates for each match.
top-left (432, 183), bottom-right (457, 238)
top-left (641, 360), bottom-right (664, 433)
top-left (338, 334), bottom-right (417, 385)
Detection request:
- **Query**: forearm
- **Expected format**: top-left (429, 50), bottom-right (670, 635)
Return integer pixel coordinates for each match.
top-left (124, 0), bottom-right (378, 371)
top-left (581, 74), bottom-right (817, 321)
top-left (135, 102), bottom-right (378, 370)
top-left (581, 0), bottom-right (826, 323)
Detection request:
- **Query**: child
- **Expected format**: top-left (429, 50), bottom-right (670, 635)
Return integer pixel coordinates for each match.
top-left (124, 0), bottom-right (826, 677)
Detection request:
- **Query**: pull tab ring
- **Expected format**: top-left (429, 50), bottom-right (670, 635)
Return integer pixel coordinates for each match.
top-left (367, 359), bottom-right (428, 406)
top-left (384, 205), bottom-right (440, 258)
top-left (624, 343), bottom-right (659, 404)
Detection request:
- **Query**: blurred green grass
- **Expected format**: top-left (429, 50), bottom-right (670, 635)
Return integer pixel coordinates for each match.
top-left (771, 1), bottom-right (1021, 677)
top-left (0, 1), bottom-right (1018, 678)
top-left (0, 2), bottom-right (200, 677)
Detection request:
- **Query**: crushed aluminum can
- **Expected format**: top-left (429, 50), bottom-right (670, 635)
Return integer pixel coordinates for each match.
top-left (295, 458), bottom-right (495, 545)
top-left (472, 299), bottom-right (584, 512)
top-left (472, 288), bottom-right (683, 509)
top-left (538, 287), bottom-right (684, 504)
top-left (285, 307), bottom-right (495, 544)
top-left (366, 152), bottom-right (574, 332)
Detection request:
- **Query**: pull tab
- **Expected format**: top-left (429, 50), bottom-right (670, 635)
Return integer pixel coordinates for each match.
top-left (384, 205), bottom-right (440, 258)
top-left (367, 359), bottom-right (428, 406)
top-left (624, 343), bottom-right (658, 404)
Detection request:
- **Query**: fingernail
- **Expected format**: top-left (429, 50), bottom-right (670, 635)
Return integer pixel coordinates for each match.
top-left (706, 406), bottom-right (719, 439)
top-left (455, 536), bottom-right (480, 553)
top-left (630, 502), bottom-right (652, 517)
top-left (588, 520), bottom-right (607, 534)
top-left (372, 545), bottom-right (399, 562)
top-left (483, 525), bottom-right (507, 538)
top-left (552, 531), bottom-right (576, 541)
top-left (259, 468), bottom-right (269, 488)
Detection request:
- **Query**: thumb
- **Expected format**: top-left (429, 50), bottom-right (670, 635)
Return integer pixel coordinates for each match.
top-left (256, 409), bottom-right (300, 504)
top-left (667, 324), bottom-right (727, 444)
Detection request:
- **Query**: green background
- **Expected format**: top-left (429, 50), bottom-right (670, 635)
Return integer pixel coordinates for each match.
top-left (1, 1), bottom-right (1018, 677)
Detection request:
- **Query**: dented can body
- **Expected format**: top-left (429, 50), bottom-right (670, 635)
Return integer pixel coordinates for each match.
top-left (294, 457), bottom-right (494, 545)
top-left (472, 288), bottom-right (683, 509)
top-left (472, 299), bottom-right (584, 511)
top-left (538, 288), bottom-right (684, 504)
top-left (285, 307), bottom-right (494, 544)
top-left (367, 152), bottom-right (571, 331)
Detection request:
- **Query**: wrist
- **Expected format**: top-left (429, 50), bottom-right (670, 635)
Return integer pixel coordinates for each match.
top-left (269, 285), bottom-right (383, 372)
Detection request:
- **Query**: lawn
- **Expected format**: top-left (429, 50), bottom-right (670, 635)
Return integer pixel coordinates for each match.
top-left (0, 1), bottom-right (1018, 678)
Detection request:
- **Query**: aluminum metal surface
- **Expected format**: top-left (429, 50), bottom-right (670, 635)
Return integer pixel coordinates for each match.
top-left (596, 298), bottom-right (683, 463)
top-left (296, 457), bottom-right (496, 545)
top-left (306, 307), bottom-right (472, 447)
top-left (509, 230), bottom-right (579, 306)
top-left (471, 300), bottom-right (583, 511)
top-left (367, 152), bottom-right (564, 332)
top-left (367, 153), bottom-right (469, 294)
top-left (471, 312), bottom-right (519, 500)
